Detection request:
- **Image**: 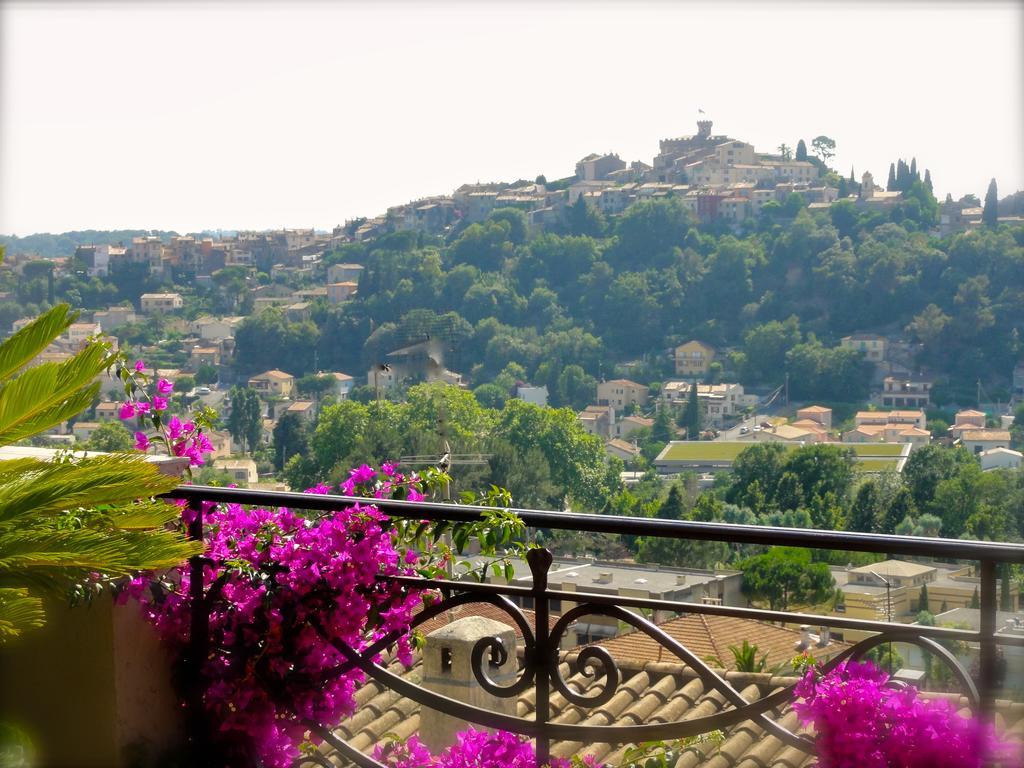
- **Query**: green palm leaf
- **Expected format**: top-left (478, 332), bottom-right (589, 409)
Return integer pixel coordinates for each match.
top-left (0, 455), bottom-right (181, 524)
top-left (0, 587), bottom-right (46, 641)
top-left (0, 299), bottom-right (205, 643)
top-left (0, 343), bottom-right (114, 446)
top-left (0, 304), bottom-right (78, 382)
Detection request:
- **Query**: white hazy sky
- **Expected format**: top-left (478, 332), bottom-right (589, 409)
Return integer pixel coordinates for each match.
top-left (1, 1), bottom-right (1022, 235)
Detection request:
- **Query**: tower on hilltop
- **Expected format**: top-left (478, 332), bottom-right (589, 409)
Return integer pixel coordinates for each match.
top-left (697, 119), bottom-right (712, 140)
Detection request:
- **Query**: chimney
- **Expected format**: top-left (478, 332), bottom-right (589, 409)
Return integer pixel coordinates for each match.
top-left (795, 625), bottom-right (813, 652)
top-left (676, 574), bottom-right (688, 586)
top-left (593, 571), bottom-right (613, 585)
top-left (420, 616), bottom-right (518, 753)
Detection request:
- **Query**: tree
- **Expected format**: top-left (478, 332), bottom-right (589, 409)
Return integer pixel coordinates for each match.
top-left (795, 140), bottom-right (808, 162)
top-left (86, 421), bottom-right (135, 452)
top-left (738, 547), bottom-right (835, 611)
top-left (811, 135), bottom-right (836, 164)
top-left (969, 586), bottom-right (980, 609)
top-left (0, 302), bottom-right (199, 642)
top-left (272, 412), bottom-right (309, 472)
top-left (881, 487), bottom-right (916, 535)
top-left (919, 583), bottom-right (930, 613)
top-left (887, 163), bottom-right (897, 192)
top-left (778, 144), bottom-right (793, 161)
top-left (227, 386), bottom-right (263, 455)
top-left (194, 364), bottom-right (218, 386)
top-left (847, 481), bottom-right (882, 533)
top-left (924, 169), bottom-right (933, 194)
top-left (651, 407), bottom-right (674, 444)
top-left (656, 484), bottom-right (686, 520)
top-left (983, 178), bottom-right (999, 226)
top-left (1000, 563), bottom-right (1012, 611)
top-left (174, 375), bottom-right (196, 394)
top-left (682, 381), bottom-right (701, 439)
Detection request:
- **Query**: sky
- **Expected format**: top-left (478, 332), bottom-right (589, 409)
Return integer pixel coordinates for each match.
top-left (1, 1), bottom-right (1022, 236)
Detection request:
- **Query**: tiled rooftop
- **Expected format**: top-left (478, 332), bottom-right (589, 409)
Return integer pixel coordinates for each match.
top-left (322, 649), bottom-right (1024, 767)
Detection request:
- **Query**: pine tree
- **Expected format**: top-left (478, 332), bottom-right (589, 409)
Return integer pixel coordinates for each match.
top-left (795, 139), bottom-right (808, 161)
top-left (924, 169), bottom-right (933, 194)
top-left (684, 381), bottom-right (701, 439)
top-left (983, 178), bottom-right (999, 226)
top-left (847, 481), bottom-right (881, 533)
top-left (656, 484), bottom-right (686, 520)
top-left (919, 583), bottom-right (930, 613)
top-left (652, 406), bottom-right (673, 443)
top-left (886, 163), bottom-right (897, 191)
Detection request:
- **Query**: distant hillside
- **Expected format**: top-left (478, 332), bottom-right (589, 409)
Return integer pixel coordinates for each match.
top-left (0, 230), bottom-right (179, 259)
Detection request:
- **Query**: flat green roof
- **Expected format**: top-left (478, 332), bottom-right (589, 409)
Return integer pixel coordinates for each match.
top-left (855, 458), bottom-right (903, 472)
top-left (847, 443), bottom-right (905, 457)
top-left (658, 441), bottom-right (905, 463)
top-left (659, 442), bottom-right (797, 461)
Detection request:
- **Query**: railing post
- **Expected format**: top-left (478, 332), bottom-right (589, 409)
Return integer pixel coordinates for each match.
top-left (978, 559), bottom-right (997, 721)
top-left (186, 501), bottom-right (210, 765)
top-left (527, 548), bottom-right (554, 767)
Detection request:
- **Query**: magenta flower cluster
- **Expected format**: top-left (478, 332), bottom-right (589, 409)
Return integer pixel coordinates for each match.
top-left (793, 659), bottom-right (1016, 768)
top-left (122, 468), bottom-right (434, 768)
top-left (118, 360), bottom-right (212, 464)
top-left (373, 728), bottom-right (572, 768)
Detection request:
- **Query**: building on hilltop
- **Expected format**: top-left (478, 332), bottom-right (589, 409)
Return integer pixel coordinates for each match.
top-left (596, 379), bottom-right (649, 410)
top-left (673, 339), bottom-right (716, 378)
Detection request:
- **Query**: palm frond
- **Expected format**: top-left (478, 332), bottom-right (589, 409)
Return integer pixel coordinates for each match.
top-left (0, 341), bottom-right (113, 446)
top-left (0, 304), bottom-right (76, 382)
top-left (0, 587), bottom-right (46, 642)
top-left (0, 454), bottom-right (179, 524)
top-left (0, 526), bottom-right (200, 593)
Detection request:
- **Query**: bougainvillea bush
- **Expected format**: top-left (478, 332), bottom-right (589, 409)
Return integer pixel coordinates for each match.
top-left (793, 659), bottom-right (1017, 768)
top-left (120, 465), bottom-right (438, 768)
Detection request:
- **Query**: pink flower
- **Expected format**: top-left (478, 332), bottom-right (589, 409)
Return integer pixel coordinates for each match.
top-left (157, 378), bottom-right (174, 394)
top-left (152, 396), bottom-right (168, 411)
top-left (118, 402), bottom-right (135, 420)
top-left (134, 360), bottom-right (145, 372)
top-left (134, 432), bottom-right (150, 451)
top-left (135, 401), bottom-right (151, 414)
top-left (166, 416), bottom-right (183, 440)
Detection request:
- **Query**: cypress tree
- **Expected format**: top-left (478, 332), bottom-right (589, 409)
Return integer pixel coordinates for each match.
top-left (924, 169), bottom-right (933, 194)
top-left (886, 163), bottom-right (897, 191)
top-left (919, 583), bottom-right (930, 613)
top-left (684, 381), bottom-right (701, 439)
top-left (983, 178), bottom-right (999, 226)
top-left (910, 157), bottom-right (918, 182)
top-left (1000, 563), bottom-right (1012, 611)
top-left (969, 586), bottom-right (980, 609)
top-left (838, 176), bottom-right (849, 199)
top-left (795, 139), bottom-right (808, 161)
top-left (850, 166), bottom-right (856, 182)
top-left (896, 159), bottom-right (909, 191)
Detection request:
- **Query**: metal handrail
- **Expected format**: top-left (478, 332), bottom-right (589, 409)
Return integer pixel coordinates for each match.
top-left (165, 484), bottom-right (1024, 767)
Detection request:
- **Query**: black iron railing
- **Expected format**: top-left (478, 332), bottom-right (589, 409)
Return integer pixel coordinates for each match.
top-left (167, 485), bottom-right (1024, 767)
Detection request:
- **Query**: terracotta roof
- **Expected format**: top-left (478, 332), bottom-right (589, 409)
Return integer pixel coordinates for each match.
top-left (592, 614), bottom-right (849, 671)
top-left (321, 650), bottom-right (1024, 767)
top-left (961, 430), bottom-right (1011, 441)
top-left (796, 405), bottom-right (831, 413)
